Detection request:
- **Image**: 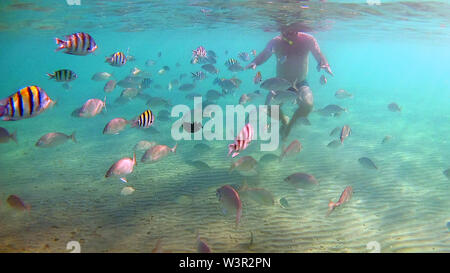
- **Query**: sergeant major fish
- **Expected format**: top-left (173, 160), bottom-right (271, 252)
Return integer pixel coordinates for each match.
top-left (55, 32), bottom-right (97, 55)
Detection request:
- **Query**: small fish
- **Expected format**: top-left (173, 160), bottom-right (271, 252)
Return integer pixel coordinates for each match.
top-left (340, 125), bottom-right (351, 143)
top-left (320, 75), bottom-right (327, 85)
top-left (381, 135), bottom-right (392, 144)
top-left (117, 76), bottom-right (143, 88)
top-left (253, 71), bottom-right (262, 84)
top-left (388, 102), bottom-right (402, 112)
top-left (193, 46), bottom-right (207, 58)
top-left (327, 186), bottom-right (352, 216)
top-left (230, 156), bottom-right (258, 175)
top-left (105, 153), bottom-right (137, 183)
top-left (443, 168), bottom-right (450, 180)
top-left (335, 89), bottom-right (353, 99)
top-left (78, 97), bottom-right (106, 118)
top-left (0, 127), bottom-right (17, 144)
top-left (316, 104), bottom-right (347, 117)
top-left (228, 123), bottom-right (254, 158)
top-left (279, 140), bottom-right (302, 161)
top-left (327, 139), bottom-right (342, 149)
top-left (178, 83), bottom-right (196, 91)
top-left (186, 160), bottom-right (211, 170)
top-left (47, 69), bottom-right (77, 82)
top-left (130, 67), bottom-right (141, 76)
top-left (134, 140), bottom-right (157, 151)
top-left (146, 59), bottom-right (156, 66)
top-left (140, 78), bottom-right (152, 89)
top-left (62, 83), bottom-right (72, 90)
top-left (251, 49), bottom-right (256, 56)
top-left (238, 52), bottom-right (250, 62)
top-left (0, 86), bottom-right (55, 121)
top-left (228, 63), bottom-right (244, 72)
top-left (278, 55), bottom-right (287, 64)
top-left (157, 52), bottom-right (162, 57)
top-left (55, 32), bottom-right (97, 55)
top-left (260, 77), bottom-right (293, 91)
top-left (105, 52), bottom-right (127, 67)
top-left (201, 64), bottom-right (219, 74)
top-left (190, 56), bottom-right (199, 64)
top-left (224, 58), bottom-right (238, 67)
top-left (284, 173), bottom-right (318, 189)
top-left (279, 197), bottom-right (289, 208)
top-left (259, 153), bottom-right (279, 165)
top-left (131, 110), bottom-right (155, 128)
top-left (266, 90), bottom-right (298, 105)
top-left (358, 157), bottom-right (378, 170)
top-left (7, 195), bottom-right (31, 211)
top-left (92, 72), bottom-right (113, 81)
top-left (182, 121), bottom-right (202, 133)
top-left (141, 144), bottom-right (177, 163)
top-left (120, 87), bottom-right (141, 100)
top-left (121, 186), bottom-right (135, 196)
top-left (239, 182), bottom-right (275, 206)
top-left (206, 89), bottom-right (222, 101)
top-left (216, 185), bottom-right (242, 228)
top-left (35, 132), bottom-right (76, 147)
top-left (104, 80), bottom-right (117, 93)
top-left (191, 71), bottom-right (206, 81)
top-left (103, 118), bottom-right (129, 135)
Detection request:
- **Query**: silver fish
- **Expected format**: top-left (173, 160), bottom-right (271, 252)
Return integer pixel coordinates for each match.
top-left (335, 89), bottom-right (353, 99)
top-left (260, 77), bottom-right (292, 91)
top-left (178, 83), bottom-right (196, 91)
top-left (265, 90), bottom-right (298, 105)
top-left (443, 168), bottom-right (450, 180)
top-left (0, 127), bottom-right (17, 144)
top-left (201, 64), bottom-right (219, 74)
top-left (388, 102), bottom-right (401, 112)
top-left (327, 139), bottom-right (342, 149)
top-left (316, 104), bottom-right (347, 117)
top-left (381, 135), bottom-right (392, 144)
top-left (91, 72), bottom-right (113, 81)
top-left (35, 132), bottom-right (77, 147)
top-left (284, 173), bottom-right (318, 189)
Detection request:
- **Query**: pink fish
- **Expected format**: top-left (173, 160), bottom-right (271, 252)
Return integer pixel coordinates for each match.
top-left (320, 74), bottom-right (327, 85)
top-left (279, 139), bottom-right (302, 161)
top-left (192, 46), bottom-right (207, 59)
top-left (327, 186), bottom-right (353, 216)
top-left (103, 118), bottom-right (129, 135)
top-left (340, 125), bottom-right (351, 143)
top-left (105, 153), bottom-right (136, 183)
top-left (78, 97), bottom-right (106, 118)
top-left (104, 80), bottom-right (116, 93)
top-left (228, 123), bottom-right (254, 158)
top-left (141, 144), bottom-right (177, 163)
top-left (216, 185), bottom-right (242, 228)
top-left (7, 195), bottom-right (31, 211)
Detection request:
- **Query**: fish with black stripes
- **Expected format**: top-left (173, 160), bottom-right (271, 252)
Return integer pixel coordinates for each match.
top-left (224, 58), bottom-right (238, 67)
top-left (47, 69), bottom-right (77, 82)
top-left (131, 109), bottom-right (155, 128)
top-left (0, 86), bottom-right (55, 121)
top-left (105, 52), bottom-right (127, 67)
top-left (55, 32), bottom-right (98, 55)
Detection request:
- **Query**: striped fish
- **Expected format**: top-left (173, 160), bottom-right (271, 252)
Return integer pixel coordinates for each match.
top-left (106, 52), bottom-right (127, 67)
top-left (132, 109), bottom-right (155, 128)
top-left (141, 78), bottom-right (152, 89)
top-left (47, 69), bottom-right (77, 82)
top-left (191, 71), bottom-right (206, 81)
top-left (0, 86), bottom-right (55, 121)
top-left (225, 58), bottom-right (238, 67)
top-left (55, 32), bottom-right (97, 55)
top-left (228, 123), bottom-right (254, 158)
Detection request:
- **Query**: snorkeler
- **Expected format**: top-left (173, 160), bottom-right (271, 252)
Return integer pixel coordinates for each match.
top-left (246, 22), bottom-right (334, 140)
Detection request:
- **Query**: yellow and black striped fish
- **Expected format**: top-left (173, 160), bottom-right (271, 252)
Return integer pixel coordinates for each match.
top-left (132, 109), bottom-right (154, 128)
top-left (106, 52), bottom-right (127, 67)
top-left (225, 58), bottom-right (238, 67)
top-left (0, 86), bottom-right (55, 121)
top-left (55, 32), bottom-right (98, 56)
top-left (47, 69), bottom-right (77, 82)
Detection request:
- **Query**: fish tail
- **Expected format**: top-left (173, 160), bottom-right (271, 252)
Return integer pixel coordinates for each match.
top-left (103, 96), bottom-right (107, 112)
top-left (171, 143), bottom-right (178, 153)
top-left (235, 207), bottom-right (242, 228)
top-left (227, 144), bottom-right (235, 156)
top-left (326, 200), bottom-right (336, 216)
top-left (10, 130), bottom-right (18, 144)
top-left (55, 38), bottom-right (65, 51)
top-left (133, 152), bottom-right (137, 166)
top-left (71, 131), bottom-right (77, 143)
top-left (232, 152), bottom-right (239, 158)
top-left (46, 73), bottom-right (55, 79)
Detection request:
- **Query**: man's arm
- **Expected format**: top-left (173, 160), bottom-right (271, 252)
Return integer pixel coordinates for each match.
top-left (301, 33), bottom-right (333, 76)
top-left (246, 38), bottom-right (277, 69)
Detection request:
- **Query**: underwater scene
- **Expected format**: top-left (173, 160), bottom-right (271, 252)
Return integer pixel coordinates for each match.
top-left (0, 0), bottom-right (449, 253)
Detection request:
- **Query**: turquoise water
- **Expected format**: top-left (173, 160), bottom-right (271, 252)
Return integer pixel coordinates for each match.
top-left (0, 0), bottom-right (449, 253)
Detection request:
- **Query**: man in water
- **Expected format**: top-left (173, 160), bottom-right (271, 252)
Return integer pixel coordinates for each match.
top-left (246, 23), bottom-right (334, 140)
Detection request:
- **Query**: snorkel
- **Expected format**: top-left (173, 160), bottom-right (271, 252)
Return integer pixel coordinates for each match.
top-left (282, 30), bottom-right (295, 45)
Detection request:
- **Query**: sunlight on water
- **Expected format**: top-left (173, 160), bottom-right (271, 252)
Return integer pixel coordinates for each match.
top-left (0, 0), bottom-right (449, 253)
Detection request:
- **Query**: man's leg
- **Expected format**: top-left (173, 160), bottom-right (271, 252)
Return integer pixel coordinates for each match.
top-left (281, 85), bottom-right (313, 140)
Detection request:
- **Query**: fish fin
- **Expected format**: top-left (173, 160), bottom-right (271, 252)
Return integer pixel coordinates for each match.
top-left (10, 130), bottom-right (18, 144)
top-left (71, 131), bottom-right (77, 143)
top-left (46, 73), bottom-right (55, 79)
top-left (232, 152), bottom-right (239, 158)
top-left (326, 200), bottom-right (336, 216)
top-left (171, 143), bottom-right (178, 153)
top-left (120, 177), bottom-right (128, 183)
top-left (103, 96), bottom-right (107, 112)
top-left (227, 144), bottom-right (235, 156)
top-left (133, 152), bottom-right (137, 166)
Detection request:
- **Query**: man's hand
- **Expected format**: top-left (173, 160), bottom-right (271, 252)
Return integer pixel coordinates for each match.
top-left (246, 62), bottom-right (257, 70)
top-left (317, 63), bottom-right (334, 76)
